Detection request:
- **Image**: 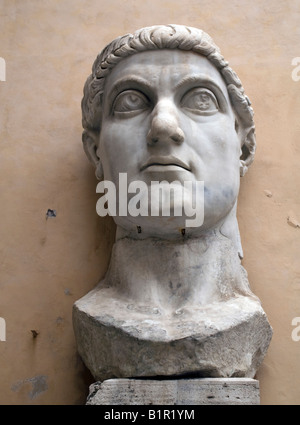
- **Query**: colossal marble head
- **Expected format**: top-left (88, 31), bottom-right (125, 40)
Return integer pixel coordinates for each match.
top-left (81, 25), bottom-right (256, 250)
top-left (74, 25), bottom-right (272, 382)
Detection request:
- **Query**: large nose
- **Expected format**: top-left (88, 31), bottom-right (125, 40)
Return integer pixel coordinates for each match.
top-left (147, 99), bottom-right (185, 146)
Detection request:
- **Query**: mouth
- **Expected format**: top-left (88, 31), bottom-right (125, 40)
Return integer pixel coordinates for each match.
top-left (140, 156), bottom-right (191, 172)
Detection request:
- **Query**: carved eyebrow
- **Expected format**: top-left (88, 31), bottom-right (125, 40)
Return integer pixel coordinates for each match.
top-left (107, 76), bottom-right (153, 101)
top-left (105, 74), bottom-right (229, 113)
top-left (174, 74), bottom-right (229, 109)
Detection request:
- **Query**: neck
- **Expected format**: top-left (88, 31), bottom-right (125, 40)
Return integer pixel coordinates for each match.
top-left (104, 228), bottom-right (252, 313)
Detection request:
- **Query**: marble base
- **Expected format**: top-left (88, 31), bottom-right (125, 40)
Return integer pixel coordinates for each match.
top-left (86, 378), bottom-right (260, 405)
top-left (73, 293), bottom-right (272, 381)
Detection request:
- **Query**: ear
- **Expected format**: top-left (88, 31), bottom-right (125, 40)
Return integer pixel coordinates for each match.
top-left (235, 121), bottom-right (256, 177)
top-left (82, 130), bottom-right (103, 180)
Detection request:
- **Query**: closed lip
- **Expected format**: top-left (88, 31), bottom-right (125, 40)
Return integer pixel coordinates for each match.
top-left (140, 156), bottom-right (191, 172)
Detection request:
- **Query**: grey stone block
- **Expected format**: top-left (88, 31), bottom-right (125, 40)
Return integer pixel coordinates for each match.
top-left (73, 291), bottom-right (272, 381)
top-left (86, 378), bottom-right (260, 405)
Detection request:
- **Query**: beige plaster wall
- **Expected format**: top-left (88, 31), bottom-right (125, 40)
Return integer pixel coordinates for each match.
top-left (0, 0), bottom-right (300, 405)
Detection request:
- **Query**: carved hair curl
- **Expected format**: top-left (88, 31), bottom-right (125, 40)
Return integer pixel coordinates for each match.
top-left (81, 25), bottom-right (256, 175)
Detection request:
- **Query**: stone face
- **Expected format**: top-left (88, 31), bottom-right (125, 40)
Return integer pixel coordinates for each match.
top-left (86, 378), bottom-right (260, 405)
top-left (81, 25), bottom-right (256, 246)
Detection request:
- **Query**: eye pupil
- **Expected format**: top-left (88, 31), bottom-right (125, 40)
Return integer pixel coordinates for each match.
top-left (129, 95), bottom-right (139, 104)
top-left (113, 90), bottom-right (149, 114)
top-left (182, 88), bottom-right (218, 113)
top-left (195, 94), bottom-right (210, 110)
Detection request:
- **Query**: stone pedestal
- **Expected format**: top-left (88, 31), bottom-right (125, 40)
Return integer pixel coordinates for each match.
top-left (86, 378), bottom-right (260, 405)
top-left (73, 291), bottom-right (272, 381)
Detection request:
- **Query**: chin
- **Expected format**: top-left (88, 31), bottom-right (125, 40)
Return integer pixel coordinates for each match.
top-left (115, 214), bottom-right (203, 239)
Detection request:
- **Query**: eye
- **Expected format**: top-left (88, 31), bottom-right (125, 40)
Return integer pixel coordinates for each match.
top-left (113, 90), bottom-right (150, 114)
top-left (181, 88), bottom-right (219, 114)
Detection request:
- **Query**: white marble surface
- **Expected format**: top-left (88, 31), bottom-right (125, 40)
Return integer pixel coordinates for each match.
top-left (73, 25), bottom-right (271, 382)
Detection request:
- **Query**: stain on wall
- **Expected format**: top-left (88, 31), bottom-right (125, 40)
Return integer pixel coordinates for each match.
top-left (11, 375), bottom-right (48, 400)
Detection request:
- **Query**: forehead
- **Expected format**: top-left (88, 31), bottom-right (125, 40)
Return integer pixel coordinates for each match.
top-left (103, 49), bottom-right (229, 98)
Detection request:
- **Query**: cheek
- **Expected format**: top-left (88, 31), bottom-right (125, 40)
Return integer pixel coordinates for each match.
top-left (203, 130), bottom-right (241, 218)
top-left (187, 118), bottom-right (240, 168)
top-left (99, 122), bottom-right (147, 179)
top-left (208, 130), bottom-right (240, 193)
top-left (98, 125), bottom-right (124, 180)
top-left (185, 119), bottom-right (240, 213)
top-left (100, 118), bottom-right (148, 150)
